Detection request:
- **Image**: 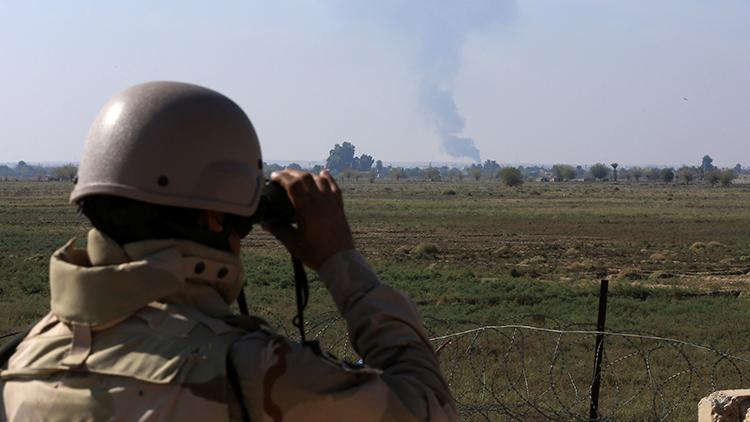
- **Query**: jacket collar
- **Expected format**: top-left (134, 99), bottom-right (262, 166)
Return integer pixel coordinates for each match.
top-left (49, 229), bottom-right (243, 327)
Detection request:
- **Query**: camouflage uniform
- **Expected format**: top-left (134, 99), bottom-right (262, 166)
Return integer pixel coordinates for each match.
top-left (0, 229), bottom-right (457, 421)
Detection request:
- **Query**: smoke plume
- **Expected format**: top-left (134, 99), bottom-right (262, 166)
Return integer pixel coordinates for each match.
top-left (419, 80), bottom-right (481, 162)
top-left (342, 1), bottom-right (515, 162)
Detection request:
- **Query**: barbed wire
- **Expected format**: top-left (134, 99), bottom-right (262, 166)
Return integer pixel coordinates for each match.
top-left (293, 312), bottom-right (750, 421)
top-left (428, 324), bottom-right (750, 421)
top-left (3, 314), bottom-right (748, 421)
top-left (430, 325), bottom-right (750, 363)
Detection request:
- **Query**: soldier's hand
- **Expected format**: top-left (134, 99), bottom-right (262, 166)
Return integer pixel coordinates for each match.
top-left (263, 169), bottom-right (354, 271)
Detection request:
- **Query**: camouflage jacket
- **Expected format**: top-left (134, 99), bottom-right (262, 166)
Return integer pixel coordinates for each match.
top-left (0, 230), bottom-right (457, 421)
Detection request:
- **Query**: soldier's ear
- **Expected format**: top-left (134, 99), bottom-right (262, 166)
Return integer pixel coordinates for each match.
top-left (199, 210), bottom-right (225, 233)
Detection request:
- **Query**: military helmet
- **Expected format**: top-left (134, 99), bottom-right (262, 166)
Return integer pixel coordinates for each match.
top-left (70, 81), bottom-right (264, 216)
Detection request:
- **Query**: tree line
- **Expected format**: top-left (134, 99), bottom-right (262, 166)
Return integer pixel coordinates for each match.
top-left (3, 148), bottom-right (745, 188)
top-left (266, 143), bottom-right (744, 188)
top-left (0, 161), bottom-right (77, 181)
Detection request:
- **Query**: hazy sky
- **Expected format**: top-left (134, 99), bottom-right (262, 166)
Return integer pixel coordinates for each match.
top-left (1, 1), bottom-right (749, 167)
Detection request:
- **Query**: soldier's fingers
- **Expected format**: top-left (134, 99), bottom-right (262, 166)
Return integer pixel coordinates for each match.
top-left (271, 169), bottom-right (310, 184)
top-left (282, 168), bottom-right (308, 178)
top-left (270, 171), bottom-right (297, 190)
top-left (321, 170), bottom-right (340, 193)
top-left (272, 170), bottom-right (313, 203)
top-left (316, 172), bottom-right (332, 194)
top-left (298, 172), bottom-right (318, 193)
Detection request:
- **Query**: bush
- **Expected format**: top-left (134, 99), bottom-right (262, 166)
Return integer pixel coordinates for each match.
top-left (718, 169), bottom-right (736, 187)
top-left (423, 167), bottom-right (441, 182)
top-left (589, 163), bottom-right (610, 180)
top-left (678, 166), bottom-right (696, 184)
top-left (414, 243), bottom-right (439, 256)
top-left (705, 170), bottom-right (719, 186)
top-left (551, 164), bottom-right (576, 181)
top-left (499, 167), bottom-right (523, 187)
top-left (706, 169), bottom-right (736, 187)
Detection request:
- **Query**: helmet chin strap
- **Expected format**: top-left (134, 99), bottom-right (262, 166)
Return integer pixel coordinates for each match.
top-left (237, 287), bottom-right (250, 316)
top-left (236, 254), bottom-right (311, 345)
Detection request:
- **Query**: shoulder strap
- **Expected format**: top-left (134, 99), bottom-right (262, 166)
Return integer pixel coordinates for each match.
top-left (0, 323), bottom-right (35, 370)
top-left (226, 354), bottom-right (251, 422)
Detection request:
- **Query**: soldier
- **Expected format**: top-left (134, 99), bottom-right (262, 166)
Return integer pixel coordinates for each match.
top-left (0, 82), bottom-right (457, 421)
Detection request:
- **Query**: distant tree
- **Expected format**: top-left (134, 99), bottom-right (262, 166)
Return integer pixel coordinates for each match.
top-left (644, 167), bottom-right (660, 182)
top-left (52, 164), bottom-right (78, 181)
top-left (551, 164), bottom-right (576, 181)
top-left (310, 164), bottom-right (324, 174)
top-left (589, 163), bottom-right (610, 180)
top-left (392, 167), bottom-right (407, 181)
top-left (701, 155), bottom-right (715, 173)
top-left (368, 169), bottom-right (377, 183)
top-left (611, 163), bottom-right (619, 181)
top-left (499, 167), bottom-right (523, 187)
top-left (469, 166), bottom-right (482, 181)
top-left (734, 163), bottom-right (743, 174)
top-left (375, 160), bottom-right (384, 175)
top-left (448, 168), bottom-right (462, 182)
top-left (405, 167), bottom-right (422, 178)
top-left (630, 166), bottom-right (643, 182)
top-left (563, 165), bottom-right (577, 180)
top-left (16, 161), bottom-right (34, 178)
top-left (718, 169), bottom-right (736, 187)
top-left (482, 160), bottom-right (501, 179)
top-left (423, 166), bottom-right (441, 182)
top-left (678, 166), bottom-right (696, 185)
top-left (286, 162), bottom-right (302, 170)
top-left (356, 154), bottom-right (374, 171)
top-left (659, 168), bottom-right (675, 183)
top-left (550, 164), bottom-right (560, 181)
top-left (0, 165), bottom-right (15, 177)
top-left (326, 142), bottom-right (356, 173)
top-left (706, 170), bottom-right (720, 186)
top-left (518, 165), bottom-right (541, 179)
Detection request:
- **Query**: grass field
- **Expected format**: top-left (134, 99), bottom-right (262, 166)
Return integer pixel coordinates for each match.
top-left (2, 180), bottom-right (750, 419)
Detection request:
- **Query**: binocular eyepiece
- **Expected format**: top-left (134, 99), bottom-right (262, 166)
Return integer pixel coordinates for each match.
top-left (248, 181), bottom-right (295, 225)
top-left (229, 181), bottom-right (294, 238)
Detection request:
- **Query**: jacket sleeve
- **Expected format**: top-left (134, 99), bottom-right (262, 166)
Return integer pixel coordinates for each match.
top-left (229, 250), bottom-right (457, 422)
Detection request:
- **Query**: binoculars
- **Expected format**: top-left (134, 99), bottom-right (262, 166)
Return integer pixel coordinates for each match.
top-left (248, 181), bottom-right (295, 225)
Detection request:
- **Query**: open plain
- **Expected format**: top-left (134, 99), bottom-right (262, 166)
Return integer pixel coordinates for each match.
top-left (2, 180), bottom-right (750, 420)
